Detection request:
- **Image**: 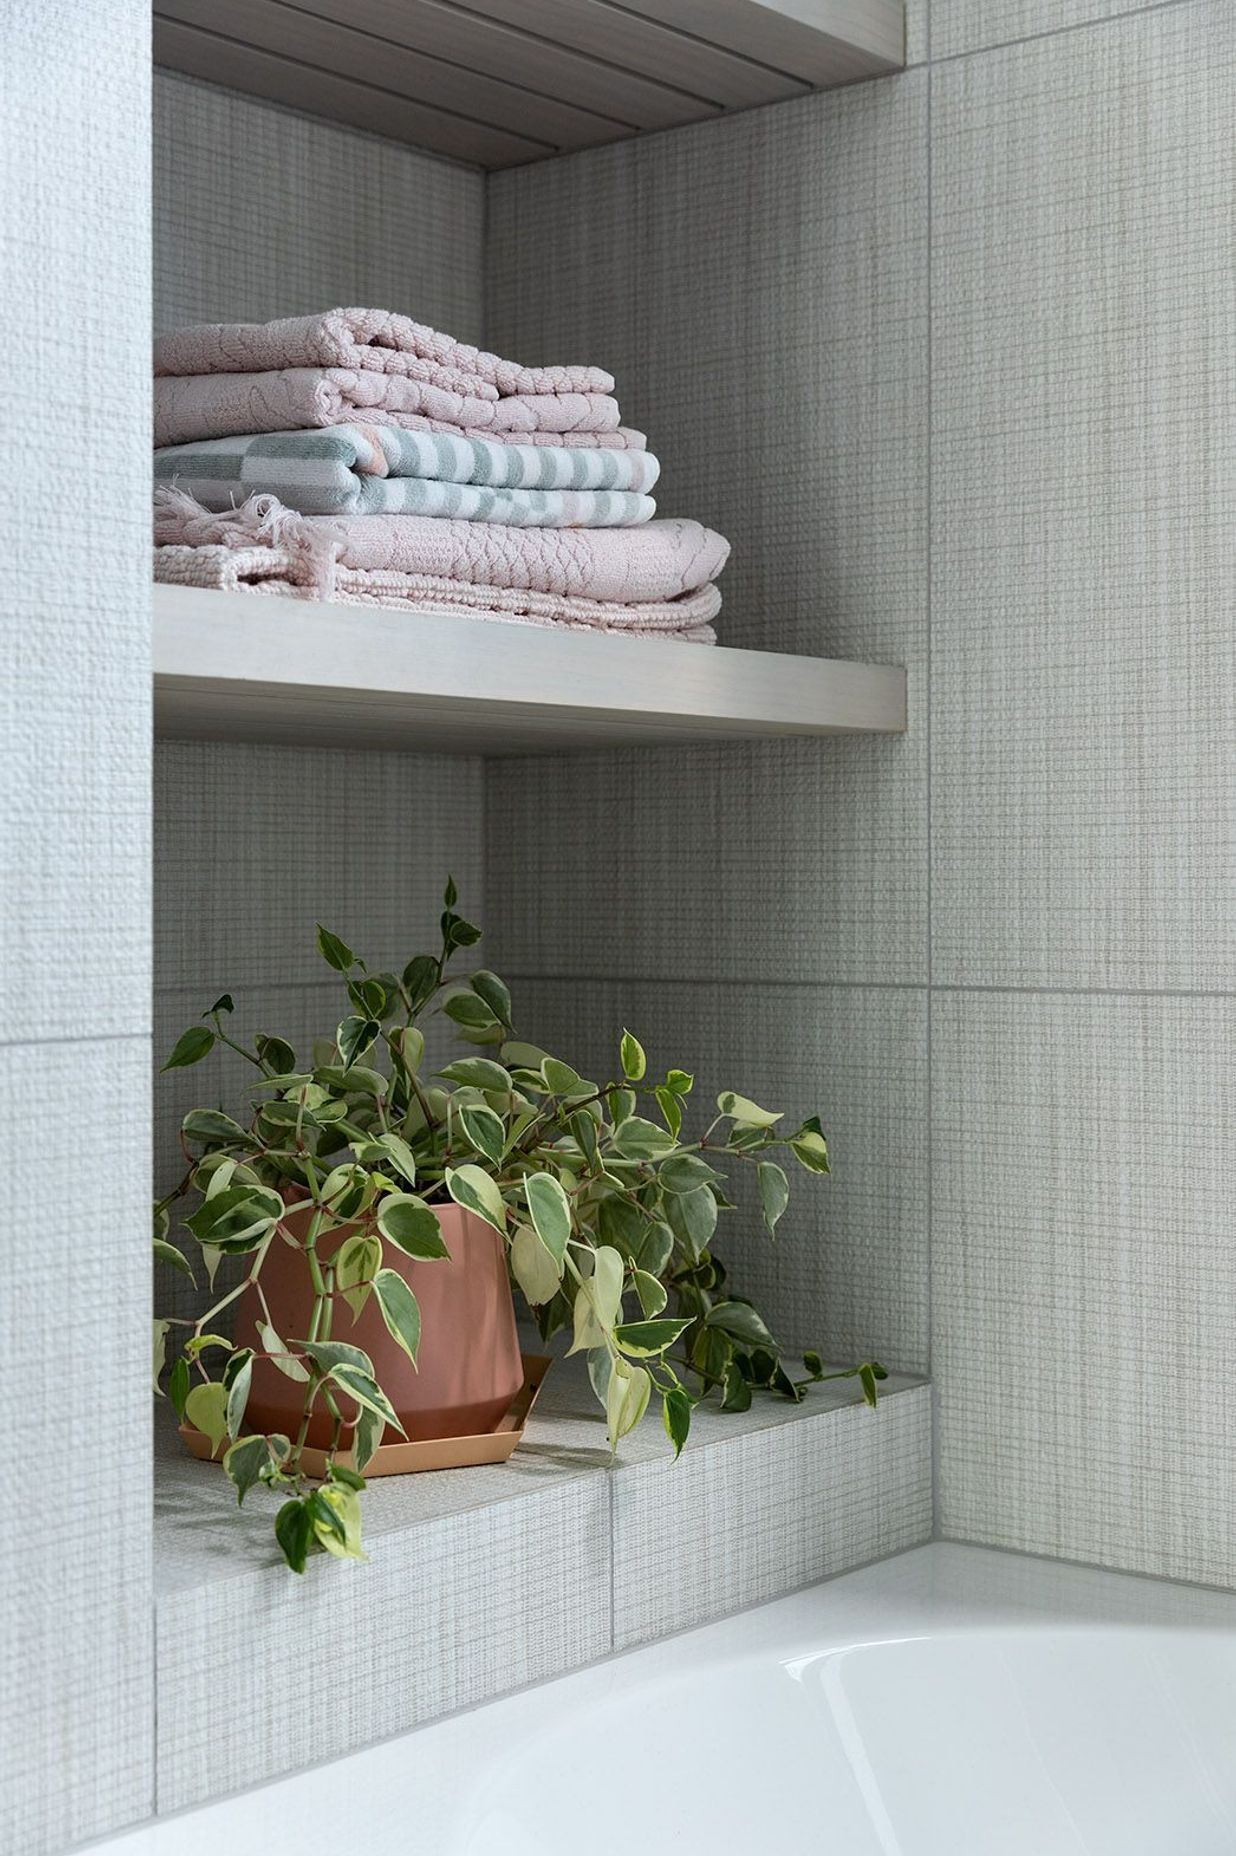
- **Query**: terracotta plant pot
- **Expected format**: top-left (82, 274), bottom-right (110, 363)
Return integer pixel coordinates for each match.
top-left (234, 1201), bottom-right (524, 1447)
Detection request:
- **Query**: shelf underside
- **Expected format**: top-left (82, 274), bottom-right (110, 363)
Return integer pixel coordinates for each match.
top-left (154, 0), bottom-right (905, 170)
top-left (153, 584), bottom-right (907, 754)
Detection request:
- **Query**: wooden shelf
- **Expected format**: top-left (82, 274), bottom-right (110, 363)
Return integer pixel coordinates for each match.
top-left (154, 0), bottom-right (905, 170)
top-left (153, 584), bottom-right (907, 755)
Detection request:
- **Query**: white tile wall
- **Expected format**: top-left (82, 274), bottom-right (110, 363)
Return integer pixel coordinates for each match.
top-left (153, 72), bottom-right (484, 338)
top-left (933, 992), bottom-right (1236, 1586)
top-left (0, 5), bottom-right (153, 1850)
top-left (932, 3), bottom-right (1236, 992)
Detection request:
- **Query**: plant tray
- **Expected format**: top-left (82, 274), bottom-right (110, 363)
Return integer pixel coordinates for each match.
top-left (178, 1353), bottom-right (553, 1478)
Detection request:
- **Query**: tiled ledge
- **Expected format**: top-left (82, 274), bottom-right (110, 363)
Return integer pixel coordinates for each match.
top-left (153, 1359), bottom-right (931, 1814)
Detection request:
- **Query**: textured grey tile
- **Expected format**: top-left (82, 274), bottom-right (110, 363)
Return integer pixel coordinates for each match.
top-left (931, 0), bottom-right (1156, 59)
top-left (931, 4), bottom-right (1236, 990)
top-left (156, 1471), bottom-right (611, 1812)
top-left (0, 1039), bottom-right (153, 1852)
top-left (613, 1385), bottom-right (932, 1647)
top-left (503, 978), bottom-right (930, 1373)
top-left (485, 732), bottom-right (924, 987)
top-left (485, 76), bottom-right (928, 988)
top-left (154, 71), bottom-right (484, 337)
top-left (905, 0), bottom-right (929, 63)
top-left (154, 740), bottom-right (484, 993)
top-left (0, 5), bottom-right (151, 1049)
top-left (933, 991), bottom-right (1236, 1587)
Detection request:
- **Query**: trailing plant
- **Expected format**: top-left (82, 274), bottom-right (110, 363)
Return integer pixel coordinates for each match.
top-left (154, 880), bottom-right (885, 1573)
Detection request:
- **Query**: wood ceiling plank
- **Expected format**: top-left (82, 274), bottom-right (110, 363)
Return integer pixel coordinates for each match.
top-left (155, 0), bottom-right (632, 151)
top-left (153, 16), bottom-right (551, 167)
top-left (283, 0), bottom-right (712, 132)
top-left (617, 0), bottom-right (905, 82)
top-left (446, 0), bottom-right (810, 111)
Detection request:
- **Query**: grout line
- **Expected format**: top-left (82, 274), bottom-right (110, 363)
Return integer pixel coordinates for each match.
top-left (925, 0), bottom-right (1198, 67)
top-left (460, 975), bottom-right (1236, 1001)
top-left (924, 51), bottom-right (939, 1541)
top-left (0, 1029), bottom-right (148, 1054)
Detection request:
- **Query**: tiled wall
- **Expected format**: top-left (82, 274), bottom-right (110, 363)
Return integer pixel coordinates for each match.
top-left (486, 73), bottom-right (932, 1377)
top-left (151, 77), bottom-right (488, 1324)
top-left (0, 8), bottom-right (153, 1852)
top-left (487, 0), bottom-right (1236, 1585)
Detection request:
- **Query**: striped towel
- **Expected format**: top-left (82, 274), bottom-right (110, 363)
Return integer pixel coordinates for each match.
top-left (154, 425), bottom-right (660, 524)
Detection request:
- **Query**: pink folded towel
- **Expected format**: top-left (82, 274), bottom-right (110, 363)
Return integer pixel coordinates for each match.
top-left (154, 489), bottom-right (729, 605)
top-left (153, 368), bottom-right (634, 450)
top-left (154, 542), bottom-right (718, 644)
top-left (154, 308), bottom-right (614, 401)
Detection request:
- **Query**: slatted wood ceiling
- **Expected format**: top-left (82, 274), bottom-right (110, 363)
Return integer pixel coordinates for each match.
top-left (153, 0), bottom-right (905, 169)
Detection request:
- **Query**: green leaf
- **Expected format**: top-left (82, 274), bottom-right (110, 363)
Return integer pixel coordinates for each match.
top-left (162, 1025), bottom-right (215, 1072)
top-left (716, 1091), bottom-right (783, 1129)
top-left (443, 874), bottom-right (458, 908)
top-left (297, 1338), bottom-right (374, 1378)
top-left (335, 1232), bottom-right (382, 1318)
top-left (376, 1193), bottom-right (450, 1259)
top-left (326, 1462), bottom-right (366, 1492)
top-left (223, 1434), bottom-right (272, 1506)
top-left (445, 1164), bottom-right (506, 1234)
top-left (721, 1362), bottom-right (753, 1413)
top-left (370, 1132), bottom-right (418, 1187)
top-left (329, 1364), bottom-right (407, 1438)
top-left (458, 1102), bottom-right (506, 1167)
top-left (611, 1116), bottom-right (676, 1161)
top-left (152, 1319), bottom-right (171, 1392)
top-left (570, 1109), bottom-right (600, 1165)
top-left (257, 1320), bottom-right (310, 1383)
top-left (500, 1041), bottom-right (550, 1070)
top-left (186, 1183), bottom-right (282, 1254)
top-left (632, 1268), bottom-right (668, 1317)
top-left (153, 1237), bottom-right (196, 1283)
top-left (349, 976), bottom-right (389, 1019)
top-left (441, 910), bottom-right (482, 951)
top-left (665, 1184), bottom-right (717, 1255)
top-left (317, 924), bottom-right (357, 973)
top-left (275, 1497), bottom-right (315, 1574)
top-left (610, 1087), bottom-right (636, 1126)
top-left (658, 1153), bottom-right (720, 1194)
top-left (704, 1299), bottom-right (778, 1350)
top-left (605, 1357), bottom-right (651, 1449)
top-left (568, 1245), bottom-right (624, 1352)
top-left (372, 1269), bottom-right (421, 1366)
top-left (541, 1057), bottom-right (581, 1094)
top-left (444, 990), bottom-right (499, 1031)
top-left (223, 1347), bottom-right (254, 1441)
top-left (401, 954), bottom-right (439, 1011)
top-left (510, 1223), bottom-right (563, 1306)
top-left (208, 993), bottom-right (235, 1016)
top-left (438, 1057), bottom-right (511, 1093)
top-left (523, 1172), bottom-right (572, 1265)
top-left (619, 1029), bottom-right (647, 1081)
top-left (353, 1404), bottom-right (385, 1473)
top-left (757, 1160), bottom-right (790, 1235)
top-left (168, 1354), bottom-right (191, 1421)
top-left (185, 1381), bottom-right (228, 1456)
top-left (662, 1387), bottom-right (693, 1457)
top-left (665, 1069), bottom-right (694, 1097)
top-left (789, 1119), bottom-right (831, 1175)
top-left (386, 1025), bottom-right (425, 1078)
top-left (614, 1318), bottom-right (691, 1358)
top-left (311, 1483), bottom-right (368, 1561)
top-left (184, 1332), bottom-right (232, 1360)
top-left (471, 970), bottom-right (512, 1025)
top-left (256, 1034), bottom-right (297, 1075)
top-left (654, 1085), bottom-right (682, 1141)
top-left (337, 1015), bottom-right (380, 1070)
top-left (181, 1108), bottom-right (251, 1146)
top-left (691, 1324), bottom-right (732, 1384)
top-left (630, 1220), bottom-right (674, 1278)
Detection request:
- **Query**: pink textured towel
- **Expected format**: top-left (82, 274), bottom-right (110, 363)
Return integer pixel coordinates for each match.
top-left (153, 308), bottom-right (614, 400)
top-left (153, 543), bottom-right (718, 644)
top-left (154, 489), bottom-right (729, 604)
top-left (154, 368), bottom-right (626, 449)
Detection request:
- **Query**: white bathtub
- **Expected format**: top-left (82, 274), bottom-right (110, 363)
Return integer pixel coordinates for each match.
top-left (95, 1543), bottom-right (1236, 1856)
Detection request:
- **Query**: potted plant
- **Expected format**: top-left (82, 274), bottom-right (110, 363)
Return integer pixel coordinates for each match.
top-left (153, 880), bottom-right (885, 1573)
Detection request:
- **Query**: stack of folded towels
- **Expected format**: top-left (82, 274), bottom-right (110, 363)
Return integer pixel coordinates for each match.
top-left (152, 307), bottom-right (727, 643)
